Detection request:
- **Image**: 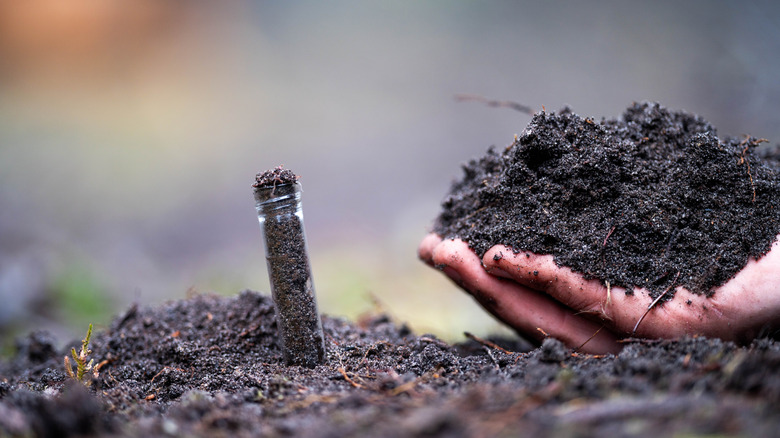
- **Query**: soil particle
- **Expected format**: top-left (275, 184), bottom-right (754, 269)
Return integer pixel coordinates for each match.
top-left (538, 338), bottom-right (567, 363)
top-left (2, 291), bottom-right (780, 437)
top-left (433, 102), bottom-right (780, 299)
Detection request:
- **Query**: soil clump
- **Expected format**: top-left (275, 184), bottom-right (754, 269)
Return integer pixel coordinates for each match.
top-left (253, 166), bottom-right (298, 187)
top-left (433, 102), bottom-right (780, 298)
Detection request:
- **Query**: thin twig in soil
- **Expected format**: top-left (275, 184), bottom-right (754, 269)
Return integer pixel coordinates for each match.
top-left (741, 143), bottom-right (756, 203)
top-left (454, 93), bottom-right (534, 115)
top-left (357, 341), bottom-right (392, 367)
top-left (464, 331), bottom-right (516, 355)
top-left (632, 271), bottom-right (680, 334)
top-left (603, 225), bottom-right (616, 247)
top-left (239, 322), bottom-right (262, 337)
top-left (150, 366), bottom-right (188, 384)
top-left (575, 326), bottom-right (604, 353)
top-left (570, 352), bottom-right (607, 359)
top-left (484, 347), bottom-right (500, 369)
top-left (386, 368), bottom-right (443, 397)
top-left (94, 358), bottom-right (113, 372)
top-left (329, 337), bottom-right (370, 389)
top-left (600, 225), bottom-right (614, 266)
top-left (738, 136), bottom-right (767, 203)
top-left (682, 353), bottom-right (692, 368)
top-left (388, 379), bottom-right (423, 397)
top-left (338, 367), bottom-right (368, 389)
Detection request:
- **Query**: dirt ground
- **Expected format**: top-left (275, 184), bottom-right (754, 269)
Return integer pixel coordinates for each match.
top-left (1, 291), bottom-right (779, 437)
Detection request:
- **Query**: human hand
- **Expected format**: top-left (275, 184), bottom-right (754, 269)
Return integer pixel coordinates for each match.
top-left (419, 234), bottom-right (780, 354)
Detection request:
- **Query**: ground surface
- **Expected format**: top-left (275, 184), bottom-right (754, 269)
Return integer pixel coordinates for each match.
top-left (1, 291), bottom-right (780, 437)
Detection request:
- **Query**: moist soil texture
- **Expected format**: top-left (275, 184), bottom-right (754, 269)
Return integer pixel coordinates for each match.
top-left (434, 102), bottom-right (780, 299)
top-left (2, 291), bottom-right (780, 437)
top-left (253, 167), bottom-right (299, 188)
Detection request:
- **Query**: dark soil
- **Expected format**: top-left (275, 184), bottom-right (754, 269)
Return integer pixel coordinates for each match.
top-left (2, 292), bottom-right (780, 437)
top-left (434, 102), bottom-right (780, 298)
top-left (253, 167), bottom-right (299, 188)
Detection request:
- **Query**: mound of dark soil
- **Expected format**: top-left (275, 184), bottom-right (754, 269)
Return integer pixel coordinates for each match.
top-left (2, 292), bottom-right (780, 437)
top-left (433, 102), bottom-right (780, 298)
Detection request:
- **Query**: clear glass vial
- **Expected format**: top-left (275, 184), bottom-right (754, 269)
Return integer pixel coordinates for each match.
top-left (254, 178), bottom-right (325, 368)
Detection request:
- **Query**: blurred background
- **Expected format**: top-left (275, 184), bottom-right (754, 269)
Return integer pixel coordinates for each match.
top-left (1, 0), bottom-right (779, 350)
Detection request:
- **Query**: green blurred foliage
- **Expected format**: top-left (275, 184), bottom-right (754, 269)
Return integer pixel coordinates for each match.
top-left (0, 336), bottom-right (16, 359)
top-left (49, 264), bottom-right (113, 329)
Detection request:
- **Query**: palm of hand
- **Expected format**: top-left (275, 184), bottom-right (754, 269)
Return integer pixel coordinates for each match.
top-left (419, 234), bottom-right (780, 354)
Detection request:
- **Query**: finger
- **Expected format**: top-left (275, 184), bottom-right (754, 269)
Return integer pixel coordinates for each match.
top-left (483, 245), bottom-right (613, 316)
top-left (482, 245), bottom-right (732, 339)
top-left (432, 239), bottom-right (621, 354)
top-left (418, 233), bottom-right (443, 266)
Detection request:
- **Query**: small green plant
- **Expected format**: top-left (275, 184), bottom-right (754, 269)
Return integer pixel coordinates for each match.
top-left (64, 324), bottom-right (97, 385)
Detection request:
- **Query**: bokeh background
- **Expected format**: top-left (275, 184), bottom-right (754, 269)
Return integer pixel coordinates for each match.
top-left (1, 1), bottom-right (779, 349)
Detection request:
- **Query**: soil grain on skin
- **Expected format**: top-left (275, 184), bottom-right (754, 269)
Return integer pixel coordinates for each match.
top-left (2, 291), bottom-right (780, 437)
top-left (433, 102), bottom-right (780, 298)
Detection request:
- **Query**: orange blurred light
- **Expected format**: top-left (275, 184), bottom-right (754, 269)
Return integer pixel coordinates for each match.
top-left (0, 0), bottom-right (180, 86)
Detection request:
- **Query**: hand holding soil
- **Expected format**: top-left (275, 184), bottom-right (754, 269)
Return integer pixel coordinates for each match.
top-left (419, 234), bottom-right (780, 354)
top-left (423, 102), bottom-right (780, 353)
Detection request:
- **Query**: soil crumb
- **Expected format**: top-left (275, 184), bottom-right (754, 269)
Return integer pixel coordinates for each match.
top-left (433, 102), bottom-right (780, 298)
top-left (254, 166), bottom-right (298, 188)
top-left (2, 292), bottom-right (780, 437)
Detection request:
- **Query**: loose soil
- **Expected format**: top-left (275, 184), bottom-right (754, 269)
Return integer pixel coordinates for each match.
top-left (2, 291), bottom-right (780, 437)
top-left (434, 102), bottom-right (780, 298)
top-left (253, 167), bottom-right (299, 187)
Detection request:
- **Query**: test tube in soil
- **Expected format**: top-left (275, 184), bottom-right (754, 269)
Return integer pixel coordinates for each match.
top-left (253, 167), bottom-right (325, 368)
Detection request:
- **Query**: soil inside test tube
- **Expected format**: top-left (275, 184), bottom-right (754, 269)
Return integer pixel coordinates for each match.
top-left (254, 167), bottom-right (325, 368)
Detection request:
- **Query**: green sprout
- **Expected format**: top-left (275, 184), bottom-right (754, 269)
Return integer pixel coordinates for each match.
top-left (64, 324), bottom-right (97, 385)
